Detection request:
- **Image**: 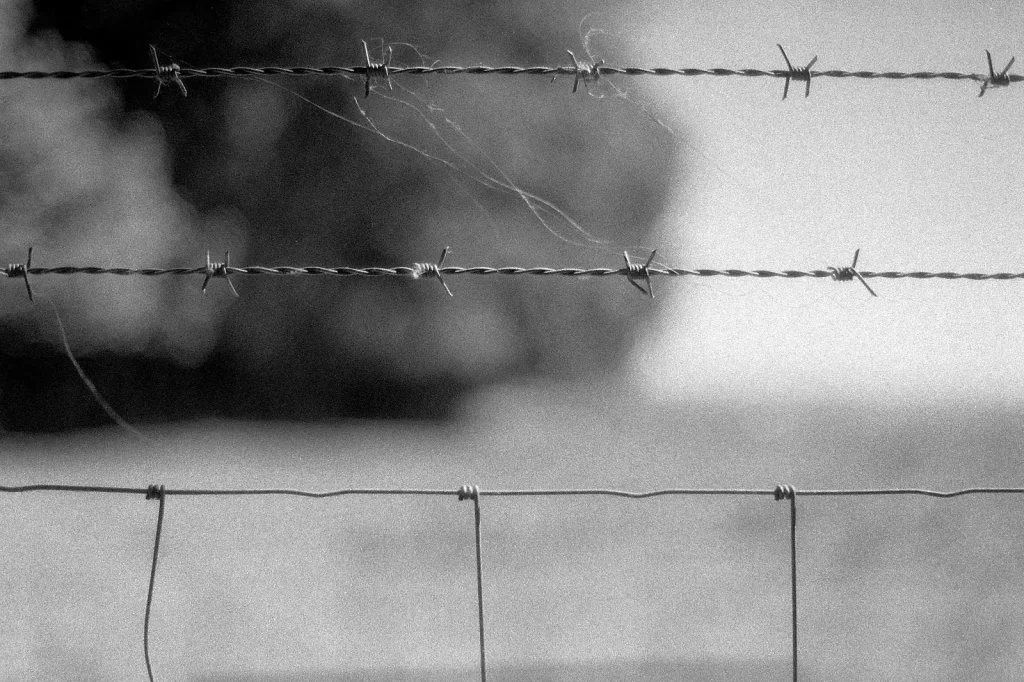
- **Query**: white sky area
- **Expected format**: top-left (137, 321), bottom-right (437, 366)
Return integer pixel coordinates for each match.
top-left (621, 0), bottom-right (1024, 406)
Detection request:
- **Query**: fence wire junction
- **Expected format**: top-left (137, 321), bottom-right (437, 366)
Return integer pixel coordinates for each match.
top-left (0, 43), bottom-right (1017, 99)
top-left (5, 482), bottom-right (1024, 682)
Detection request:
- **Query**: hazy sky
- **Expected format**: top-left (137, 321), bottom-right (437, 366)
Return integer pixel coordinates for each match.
top-left (619, 0), bottom-right (1024, 405)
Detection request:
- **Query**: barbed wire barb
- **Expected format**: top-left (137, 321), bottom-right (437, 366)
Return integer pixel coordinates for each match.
top-left (361, 39), bottom-right (392, 98)
top-left (980, 49), bottom-right (1015, 97)
top-left (777, 44), bottom-right (817, 100)
top-left (412, 247), bottom-right (453, 296)
top-left (565, 49), bottom-right (603, 93)
top-left (202, 250), bottom-right (239, 297)
top-left (5, 246), bottom-right (33, 301)
top-left (624, 249), bottom-right (657, 298)
top-left (828, 248), bottom-right (877, 297)
top-left (149, 45), bottom-right (186, 98)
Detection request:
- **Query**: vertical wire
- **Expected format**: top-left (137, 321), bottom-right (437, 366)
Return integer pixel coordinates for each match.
top-left (473, 491), bottom-right (487, 682)
top-left (144, 486), bottom-right (166, 682)
top-left (789, 492), bottom-right (798, 682)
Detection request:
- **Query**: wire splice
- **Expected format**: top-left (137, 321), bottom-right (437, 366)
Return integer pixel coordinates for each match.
top-left (774, 484), bottom-right (796, 501)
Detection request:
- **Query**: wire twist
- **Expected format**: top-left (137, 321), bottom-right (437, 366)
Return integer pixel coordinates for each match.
top-left (774, 484), bottom-right (796, 501)
top-left (458, 484), bottom-right (480, 501)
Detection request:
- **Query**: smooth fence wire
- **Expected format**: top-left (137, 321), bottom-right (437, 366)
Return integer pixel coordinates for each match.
top-left (4, 483), bottom-right (1024, 681)
top-left (0, 42), bottom-right (1018, 100)
top-left (7, 249), bottom-right (1024, 300)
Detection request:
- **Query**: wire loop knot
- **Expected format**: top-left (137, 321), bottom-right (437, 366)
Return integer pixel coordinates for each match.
top-left (777, 44), bottom-right (817, 99)
top-left (145, 484), bottom-right (165, 500)
top-left (150, 45), bottom-right (187, 98)
top-left (980, 50), bottom-right (1015, 97)
top-left (827, 248), bottom-right (877, 297)
top-left (412, 247), bottom-right (453, 297)
top-left (774, 484), bottom-right (795, 501)
top-left (5, 246), bottom-right (33, 301)
top-left (565, 50), bottom-right (603, 93)
top-left (361, 40), bottom-right (393, 98)
top-left (458, 484), bottom-right (480, 501)
top-left (624, 250), bottom-right (657, 299)
top-left (202, 250), bottom-right (239, 297)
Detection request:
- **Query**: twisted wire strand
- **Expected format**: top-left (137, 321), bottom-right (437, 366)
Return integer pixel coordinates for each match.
top-left (0, 64), bottom-right (1016, 85)
top-left (11, 264), bottom-right (1024, 281)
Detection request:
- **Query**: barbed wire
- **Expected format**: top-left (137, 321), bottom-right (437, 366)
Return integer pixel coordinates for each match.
top-left (4, 481), bottom-right (1024, 682)
top-left (0, 43), bottom-right (1017, 99)
top-left (6, 248), bottom-right (1024, 300)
